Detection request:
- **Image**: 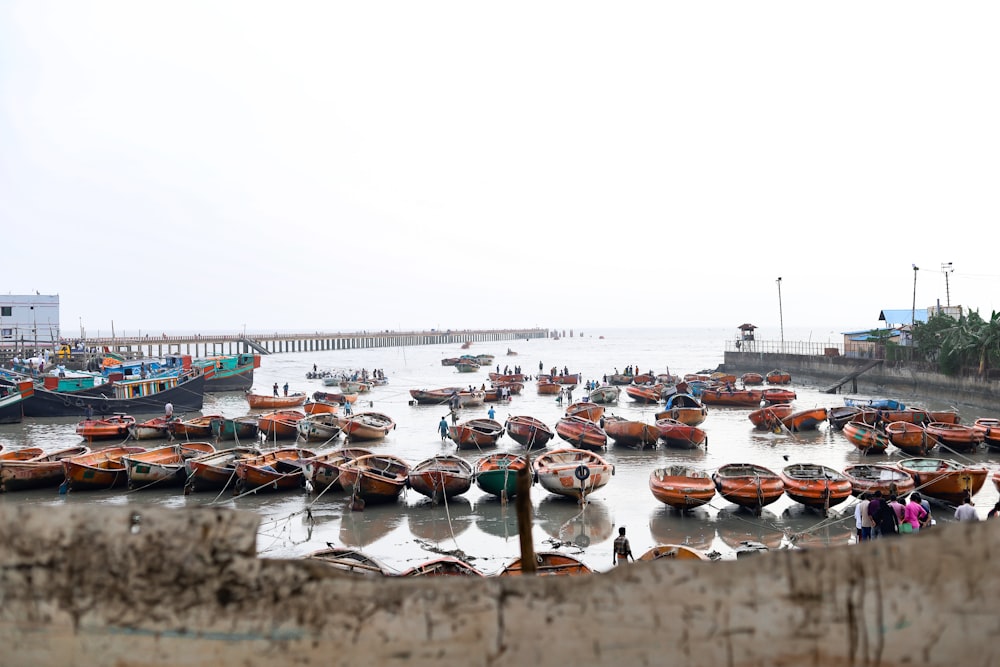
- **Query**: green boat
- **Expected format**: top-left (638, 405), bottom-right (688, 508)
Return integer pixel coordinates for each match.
top-left (473, 453), bottom-right (529, 498)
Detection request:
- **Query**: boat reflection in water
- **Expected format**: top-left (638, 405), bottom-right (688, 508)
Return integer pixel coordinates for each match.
top-left (646, 506), bottom-right (717, 553)
top-left (338, 503), bottom-right (404, 549)
top-left (537, 496), bottom-right (612, 549)
top-left (473, 498), bottom-right (520, 541)
top-left (406, 498), bottom-right (473, 543)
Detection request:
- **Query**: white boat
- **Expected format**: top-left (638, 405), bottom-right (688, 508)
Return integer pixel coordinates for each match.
top-left (296, 413), bottom-right (343, 442)
top-left (532, 448), bottom-right (614, 501)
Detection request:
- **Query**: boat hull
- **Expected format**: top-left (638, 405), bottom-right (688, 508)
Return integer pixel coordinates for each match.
top-left (649, 466), bottom-right (716, 510)
top-left (24, 374), bottom-right (206, 418)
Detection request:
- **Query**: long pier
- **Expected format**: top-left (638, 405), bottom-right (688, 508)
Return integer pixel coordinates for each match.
top-left (74, 328), bottom-right (549, 358)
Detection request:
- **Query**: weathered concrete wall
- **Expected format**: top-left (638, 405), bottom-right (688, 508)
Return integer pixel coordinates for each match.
top-left (0, 504), bottom-right (997, 666)
top-left (723, 351), bottom-right (1000, 408)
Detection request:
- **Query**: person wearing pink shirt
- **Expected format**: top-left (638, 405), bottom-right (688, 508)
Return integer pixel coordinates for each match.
top-left (902, 493), bottom-right (929, 534)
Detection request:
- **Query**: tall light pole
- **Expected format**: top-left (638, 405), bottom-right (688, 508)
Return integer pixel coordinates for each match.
top-left (941, 262), bottom-right (954, 307)
top-left (911, 264), bottom-right (919, 329)
top-left (776, 277), bottom-right (784, 353)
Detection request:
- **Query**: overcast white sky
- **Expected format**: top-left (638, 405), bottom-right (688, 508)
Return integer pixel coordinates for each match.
top-left (2, 2), bottom-right (997, 337)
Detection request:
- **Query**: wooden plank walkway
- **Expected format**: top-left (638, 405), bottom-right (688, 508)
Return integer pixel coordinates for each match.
top-left (823, 359), bottom-right (883, 394)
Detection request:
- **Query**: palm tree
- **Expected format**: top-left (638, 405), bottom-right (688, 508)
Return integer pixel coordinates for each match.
top-left (941, 310), bottom-right (1000, 377)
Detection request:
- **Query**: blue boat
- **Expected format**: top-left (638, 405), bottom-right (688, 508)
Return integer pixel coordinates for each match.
top-left (843, 397), bottom-right (906, 410)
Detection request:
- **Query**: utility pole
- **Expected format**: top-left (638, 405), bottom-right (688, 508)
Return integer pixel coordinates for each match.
top-left (776, 277), bottom-right (784, 353)
top-left (911, 264), bottom-right (919, 329)
top-left (941, 262), bottom-right (953, 307)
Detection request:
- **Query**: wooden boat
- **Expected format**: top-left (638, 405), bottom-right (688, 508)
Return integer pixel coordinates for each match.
top-left (884, 421), bottom-right (933, 456)
top-left (926, 409), bottom-right (960, 425)
top-left (586, 384), bottom-right (620, 404)
top-left (312, 390), bottom-right (357, 405)
top-left (304, 546), bottom-right (393, 576)
top-left (302, 399), bottom-right (340, 415)
top-left (656, 393), bottom-right (708, 427)
top-left (498, 551), bottom-right (592, 576)
top-left (234, 447), bottom-right (317, 493)
top-left (338, 380), bottom-right (372, 394)
top-left (602, 416), bottom-right (660, 449)
top-left (841, 420), bottom-right (889, 454)
top-left (554, 415), bottom-right (608, 451)
top-left (648, 465), bottom-right (716, 510)
top-left (0, 445), bottom-right (90, 492)
top-left (740, 372), bottom-right (764, 386)
top-left (440, 357), bottom-right (461, 366)
top-left (0, 447), bottom-right (45, 461)
top-left (337, 411), bottom-right (395, 442)
top-left (61, 446), bottom-right (148, 491)
top-left (407, 455), bottom-right (474, 501)
top-left (0, 378), bottom-right (34, 424)
top-left (973, 417), bottom-right (1000, 451)
top-left (699, 387), bottom-right (763, 407)
top-left (121, 442), bottom-right (216, 489)
top-left (504, 415), bottom-right (554, 449)
top-left (337, 453), bottom-right (411, 504)
top-left (200, 352), bottom-right (260, 392)
top-left (488, 372), bottom-right (526, 383)
top-left (473, 453), bottom-right (529, 498)
top-left (761, 388), bottom-right (797, 405)
top-left (924, 422), bottom-right (983, 453)
top-left (712, 463), bottom-right (785, 513)
top-left (532, 448), bottom-right (614, 501)
top-left (454, 362), bottom-right (480, 373)
top-left (844, 397), bottom-right (907, 410)
top-left (409, 387), bottom-right (464, 405)
top-left (779, 463), bottom-right (853, 513)
top-left (168, 414), bottom-right (222, 440)
top-left (827, 405), bottom-right (862, 430)
top-left (747, 404), bottom-right (794, 431)
top-left (209, 415), bottom-right (259, 442)
top-left (257, 410), bottom-right (306, 439)
top-left (246, 392), bottom-right (308, 409)
top-left (484, 382), bottom-right (523, 401)
top-left (655, 418), bottom-right (707, 450)
top-left (565, 401), bottom-right (605, 423)
top-left (295, 412), bottom-right (343, 443)
top-left (842, 464), bottom-right (915, 498)
top-left (400, 556), bottom-right (484, 577)
top-left (448, 418), bottom-right (504, 450)
top-left (765, 370), bottom-right (792, 384)
top-left (75, 414), bottom-right (136, 442)
top-left (780, 407), bottom-right (828, 432)
top-left (184, 446), bottom-right (262, 492)
top-left (856, 408), bottom-right (932, 426)
top-left (301, 447), bottom-right (372, 491)
top-left (624, 383), bottom-right (664, 404)
top-left (638, 544), bottom-right (712, 562)
top-left (536, 379), bottom-right (562, 395)
top-left (129, 416), bottom-right (173, 440)
top-left (24, 371), bottom-right (207, 418)
top-left (894, 457), bottom-right (988, 504)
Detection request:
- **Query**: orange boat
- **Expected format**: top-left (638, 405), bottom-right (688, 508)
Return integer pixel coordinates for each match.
top-left (656, 393), bottom-right (708, 427)
top-left (894, 457), bottom-right (988, 504)
top-left (168, 414), bottom-right (222, 440)
top-left (338, 411), bottom-right (396, 442)
top-left (842, 420), bottom-right (889, 454)
top-left (842, 464), bottom-right (915, 498)
top-left (400, 556), bottom-right (484, 577)
top-left (624, 384), bottom-right (665, 404)
top-left (0, 447), bottom-right (44, 462)
top-left (337, 453), bottom-right (411, 504)
top-left (748, 404), bottom-right (794, 431)
top-left (565, 401), bottom-right (605, 423)
top-left (407, 455), bottom-right (474, 501)
top-left (700, 387), bottom-right (763, 408)
top-left (554, 415), bottom-right (608, 451)
top-left (312, 390), bottom-right (358, 405)
top-left (499, 551), bottom-right (592, 576)
top-left (75, 414), bottom-right (136, 442)
top-left (504, 415), bottom-right (554, 449)
top-left (648, 465), bottom-right (716, 510)
top-left (303, 399), bottom-right (339, 415)
top-left (246, 392), bottom-right (308, 410)
top-left (926, 409), bottom-right (960, 425)
top-left (0, 445), bottom-right (90, 492)
top-left (447, 418), bottom-right (504, 450)
top-left (761, 388), bottom-right (797, 405)
top-left (257, 410), bottom-right (306, 439)
top-left (638, 544), bottom-right (713, 562)
top-left (765, 370), bottom-right (792, 384)
top-left (61, 446), bottom-right (147, 491)
top-left (973, 418), bottom-right (1000, 451)
top-left (740, 372), bottom-right (764, 386)
top-left (779, 407), bottom-right (828, 432)
top-left (234, 447), bottom-right (317, 492)
top-left (779, 463), bottom-right (853, 514)
top-left (924, 422), bottom-right (983, 453)
top-left (712, 463), bottom-right (784, 514)
top-left (884, 421), bottom-right (933, 456)
top-left (602, 416), bottom-right (660, 449)
top-left (857, 408), bottom-right (932, 426)
top-left (655, 418), bottom-right (707, 450)
top-left (302, 447), bottom-right (372, 491)
top-left (536, 379), bottom-right (562, 395)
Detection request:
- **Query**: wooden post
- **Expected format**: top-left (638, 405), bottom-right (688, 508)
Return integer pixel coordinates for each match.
top-left (515, 457), bottom-right (536, 575)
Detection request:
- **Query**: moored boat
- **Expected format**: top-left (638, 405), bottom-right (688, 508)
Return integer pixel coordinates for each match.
top-left (884, 421), bottom-right (933, 456)
top-left (536, 379), bottom-right (562, 395)
top-left (167, 414), bottom-right (221, 440)
top-left (554, 415), bottom-right (608, 451)
top-left (338, 411), bottom-right (396, 442)
top-left (0, 445), bottom-right (90, 493)
top-left (246, 392), bottom-right (308, 409)
top-left (184, 446), bottom-right (262, 492)
top-left (624, 383), bottom-right (665, 404)
top-left (209, 415), bottom-right (259, 442)
top-left (257, 410), bottom-right (306, 440)
top-left (75, 414), bottom-right (136, 442)
top-left (973, 417), bottom-right (1000, 451)
top-left (602, 416), bottom-right (660, 449)
top-left (565, 401), bottom-right (604, 423)
top-left (61, 446), bottom-right (148, 491)
top-left (656, 393), bottom-right (708, 427)
top-left (295, 412), bottom-right (343, 443)
top-left (301, 447), bottom-right (372, 492)
top-left (504, 415), bottom-right (554, 449)
top-left (473, 452), bottom-right (529, 498)
top-left (761, 387), bottom-right (797, 405)
top-left (780, 407), bottom-right (828, 432)
top-left (304, 546), bottom-right (393, 576)
top-left (586, 384), bottom-right (620, 404)
top-left (234, 447), bottom-right (317, 493)
top-left (699, 387), bottom-right (763, 407)
top-left (122, 442), bottom-right (216, 489)
top-left (0, 379), bottom-right (34, 424)
top-left (654, 418), bottom-right (707, 450)
top-left (400, 556), bottom-right (484, 577)
top-left (129, 416), bottom-right (173, 440)
top-left (747, 404), bottom-right (794, 431)
top-left (337, 453), bottom-right (411, 505)
top-left (24, 371), bottom-right (207, 418)
top-left (448, 418), bottom-right (504, 450)
top-left (532, 447), bottom-right (614, 501)
top-left (779, 463), bottom-right (853, 514)
top-left (648, 465), bottom-right (716, 510)
top-left (765, 370), bottom-right (791, 384)
top-left (827, 405), bottom-right (862, 430)
top-left (303, 399), bottom-right (340, 415)
top-left (638, 544), bottom-right (713, 561)
top-left (924, 422), bottom-right (983, 453)
top-left (740, 372), bottom-right (764, 386)
top-left (842, 420), bottom-right (889, 454)
top-left (712, 463), bottom-right (784, 514)
top-left (407, 455), bottom-right (473, 501)
top-left (498, 551), bottom-right (592, 576)
top-left (841, 464), bottom-right (915, 498)
top-left (894, 457), bottom-right (988, 504)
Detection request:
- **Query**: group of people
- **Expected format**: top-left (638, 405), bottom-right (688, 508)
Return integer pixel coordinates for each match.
top-left (272, 382), bottom-right (290, 396)
top-left (855, 490), bottom-right (992, 541)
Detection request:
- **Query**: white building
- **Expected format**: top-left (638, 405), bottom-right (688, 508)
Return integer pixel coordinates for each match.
top-left (0, 294), bottom-right (61, 346)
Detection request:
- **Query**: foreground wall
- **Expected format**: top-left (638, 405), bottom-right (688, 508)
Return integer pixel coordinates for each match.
top-left (0, 505), bottom-right (997, 666)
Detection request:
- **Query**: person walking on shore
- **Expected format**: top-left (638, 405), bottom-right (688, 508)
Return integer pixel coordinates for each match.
top-left (438, 416), bottom-right (449, 440)
top-left (613, 527), bottom-right (634, 565)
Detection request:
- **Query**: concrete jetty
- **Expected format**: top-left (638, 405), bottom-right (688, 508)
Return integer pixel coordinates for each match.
top-left (0, 504), bottom-right (996, 666)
